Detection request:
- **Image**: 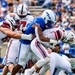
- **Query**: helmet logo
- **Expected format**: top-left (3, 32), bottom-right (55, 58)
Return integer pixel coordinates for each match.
top-left (46, 12), bottom-right (51, 20)
top-left (21, 5), bottom-right (23, 15)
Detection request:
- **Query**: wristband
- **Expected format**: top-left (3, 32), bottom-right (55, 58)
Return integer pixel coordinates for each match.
top-left (50, 39), bottom-right (57, 44)
top-left (21, 34), bottom-right (32, 40)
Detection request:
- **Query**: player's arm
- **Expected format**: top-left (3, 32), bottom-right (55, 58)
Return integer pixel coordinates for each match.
top-left (32, 25), bottom-right (57, 44)
top-left (0, 27), bottom-right (33, 40)
top-left (32, 25), bottom-right (50, 42)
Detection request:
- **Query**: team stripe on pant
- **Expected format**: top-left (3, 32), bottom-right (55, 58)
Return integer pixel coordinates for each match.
top-left (35, 40), bottom-right (48, 58)
top-left (18, 42), bottom-right (21, 62)
top-left (6, 40), bottom-right (13, 63)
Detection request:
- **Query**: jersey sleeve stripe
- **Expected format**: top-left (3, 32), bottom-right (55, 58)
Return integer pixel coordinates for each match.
top-left (56, 30), bottom-right (61, 39)
top-left (53, 31), bottom-right (58, 40)
top-left (1, 22), bottom-right (10, 28)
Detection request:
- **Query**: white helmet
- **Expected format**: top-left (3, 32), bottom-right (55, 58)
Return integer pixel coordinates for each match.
top-left (62, 31), bottom-right (75, 44)
top-left (5, 13), bottom-right (20, 27)
top-left (17, 4), bottom-right (28, 17)
top-left (63, 21), bottom-right (70, 27)
top-left (41, 10), bottom-right (56, 28)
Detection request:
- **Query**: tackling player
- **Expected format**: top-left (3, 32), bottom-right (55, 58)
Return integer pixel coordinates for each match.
top-left (11, 9), bottom-right (57, 75)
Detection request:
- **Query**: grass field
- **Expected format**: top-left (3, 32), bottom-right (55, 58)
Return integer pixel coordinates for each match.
top-left (0, 73), bottom-right (10, 75)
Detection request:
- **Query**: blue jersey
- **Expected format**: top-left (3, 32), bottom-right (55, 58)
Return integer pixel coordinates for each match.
top-left (20, 16), bottom-right (45, 44)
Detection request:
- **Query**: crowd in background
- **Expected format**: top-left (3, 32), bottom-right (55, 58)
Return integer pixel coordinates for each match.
top-left (0, 0), bottom-right (75, 58)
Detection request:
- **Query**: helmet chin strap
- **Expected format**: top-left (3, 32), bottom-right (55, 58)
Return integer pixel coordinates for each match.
top-left (19, 15), bottom-right (27, 18)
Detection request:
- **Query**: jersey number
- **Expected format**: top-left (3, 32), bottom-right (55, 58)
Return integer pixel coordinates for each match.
top-left (18, 20), bottom-right (27, 31)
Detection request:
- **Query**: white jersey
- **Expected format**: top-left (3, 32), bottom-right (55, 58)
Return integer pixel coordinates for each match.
top-left (11, 15), bottom-right (34, 40)
top-left (43, 28), bottom-right (64, 40)
top-left (17, 15), bottom-right (34, 31)
top-left (35, 28), bottom-right (64, 48)
top-left (0, 20), bottom-right (12, 46)
top-left (16, 15), bottom-right (34, 66)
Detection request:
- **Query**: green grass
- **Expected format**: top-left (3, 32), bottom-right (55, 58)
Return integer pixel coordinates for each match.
top-left (0, 73), bottom-right (10, 75)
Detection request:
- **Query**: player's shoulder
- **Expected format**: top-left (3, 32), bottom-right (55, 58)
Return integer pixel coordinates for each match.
top-left (1, 20), bottom-right (10, 28)
top-left (26, 15), bottom-right (34, 20)
top-left (44, 28), bottom-right (60, 32)
top-left (26, 14), bottom-right (33, 18)
top-left (26, 15), bottom-right (33, 18)
top-left (35, 16), bottom-right (43, 20)
top-left (34, 16), bottom-right (45, 24)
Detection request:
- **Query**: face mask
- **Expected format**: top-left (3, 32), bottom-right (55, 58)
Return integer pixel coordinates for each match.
top-left (45, 20), bottom-right (55, 29)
